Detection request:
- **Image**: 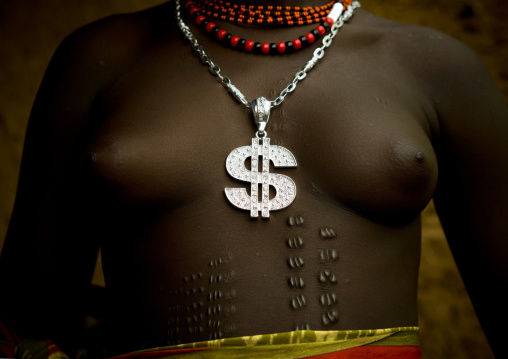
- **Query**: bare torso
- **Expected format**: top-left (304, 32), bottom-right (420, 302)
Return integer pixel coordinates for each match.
top-left (76, 2), bottom-right (439, 352)
top-left (3, 0), bottom-right (508, 356)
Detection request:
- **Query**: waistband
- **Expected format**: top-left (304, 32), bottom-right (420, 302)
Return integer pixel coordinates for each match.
top-left (112, 326), bottom-right (421, 359)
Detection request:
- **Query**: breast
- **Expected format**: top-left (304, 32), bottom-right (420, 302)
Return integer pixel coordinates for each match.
top-left (83, 104), bottom-right (437, 226)
top-left (82, 110), bottom-right (238, 207)
top-left (81, 52), bottom-right (438, 224)
top-left (291, 106), bottom-right (438, 224)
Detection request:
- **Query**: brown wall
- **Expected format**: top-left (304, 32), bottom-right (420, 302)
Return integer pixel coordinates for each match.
top-left (1, 0), bottom-right (506, 358)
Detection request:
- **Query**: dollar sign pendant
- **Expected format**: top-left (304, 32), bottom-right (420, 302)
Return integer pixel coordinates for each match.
top-left (225, 97), bottom-right (297, 218)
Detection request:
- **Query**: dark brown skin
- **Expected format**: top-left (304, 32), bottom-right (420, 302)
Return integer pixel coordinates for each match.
top-left (1, 0), bottom-right (507, 357)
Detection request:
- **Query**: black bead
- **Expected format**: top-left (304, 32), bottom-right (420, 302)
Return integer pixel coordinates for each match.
top-left (212, 27), bottom-right (220, 36)
top-left (269, 43), bottom-right (278, 55)
top-left (253, 42), bottom-right (262, 54)
top-left (285, 40), bottom-right (294, 54)
top-left (200, 19), bottom-right (209, 29)
top-left (238, 38), bottom-right (247, 51)
top-left (299, 35), bottom-right (309, 47)
top-left (223, 33), bottom-right (233, 46)
top-left (322, 21), bottom-right (330, 31)
top-left (192, 11), bottom-right (202, 20)
top-left (311, 29), bottom-right (320, 39)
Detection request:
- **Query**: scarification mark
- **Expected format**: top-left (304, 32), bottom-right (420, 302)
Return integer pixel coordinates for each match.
top-left (318, 270), bottom-right (338, 284)
top-left (288, 256), bottom-right (305, 269)
top-left (209, 253), bottom-right (234, 267)
top-left (209, 331), bottom-right (224, 340)
top-left (295, 323), bottom-right (311, 330)
top-left (167, 326), bottom-right (181, 346)
top-left (186, 315), bottom-right (201, 324)
top-left (207, 305), bottom-right (222, 316)
top-left (223, 270), bottom-right (236, 283)
top-left (288, 216), bottom-right (305, 226)
top-left (208, 317), bottom-right (225, 340)
top-left (185, 287), bottom-right (199, 296)
top-left (208, 290), bottom-right (223, 301)
top-left (223, 305), bottom-right (236, 316)
top-left (186, 302), bottom-right (204, 311)
top-left (322, 310), bottom-right (339, 325)
top-left (224, 289), bottom-right (237, 300)
top-left (183, 272), bottom-right (203, 283)
top-left (210, 259), bottom-right (223, 267)
top-left (319, 293), bottom-right (338, 307)
top-left (319, 249), bottom-right (339, 261)
top-left (288, 276), bottom-right (306, 289)
top-left (208, 319), bottom-right (221, 329)
top-left (287, 236), bottom-right (305, 248)
top-left (187, 326), bottom-right (204, 334)
top-left (224, 324), bottom-right (236, 335)
top-left (209, 274), bottom-right (224, 284)
top-left (320, 228), bottom-right (336, 238)
top-left (290, 294), bottom-right (307, 309)
top-left (210, 270), bottom-right (236, 284)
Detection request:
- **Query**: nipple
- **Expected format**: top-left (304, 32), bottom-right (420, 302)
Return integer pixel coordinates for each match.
top-left (415, 151), bottom-right (425, 163)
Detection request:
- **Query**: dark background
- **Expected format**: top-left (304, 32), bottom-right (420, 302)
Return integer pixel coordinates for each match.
top-left (1, 0), bottom-right (507, 357)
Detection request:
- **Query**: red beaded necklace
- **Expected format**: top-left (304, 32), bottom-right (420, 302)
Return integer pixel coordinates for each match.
top-left (183, 0), bottom-right (353, 55)
top-left (195, 0), bottom-right (338, 26)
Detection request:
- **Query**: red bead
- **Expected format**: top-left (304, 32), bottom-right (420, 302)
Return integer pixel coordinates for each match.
top-left (230, 36), bottom-right (240, 47)
top-left (245, 40), bottom-right (255, 52)
top-left (184, 0), bottom-right (194, 8)
top-left (277, 42), bottom-right (286, 53)
top-left (261, 43), bottom-right (270, 54)
top-left (317, 25), bottom-right (326, 36)
top-left (324, 17), bottom-right (334, 27)
top-left (217, 29), bottom-right (227, 40)
top-left (206, 22), bottom-right (216, 32)
top-left (305, 33), bottom-right (315, 44)
top-left (292, 38), bottom-right (302, 50)
top-left (196, 15), bottom-right (206, 25)
top-left (189, 6), bottom-right (200, 16)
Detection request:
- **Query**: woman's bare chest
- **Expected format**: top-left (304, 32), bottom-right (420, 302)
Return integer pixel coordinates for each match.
top-left (85, 43), bottom-right (438, 221)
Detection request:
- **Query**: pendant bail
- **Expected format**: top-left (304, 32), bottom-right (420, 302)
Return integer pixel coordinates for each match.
top-left (252, 97), bottom-right (271, 135)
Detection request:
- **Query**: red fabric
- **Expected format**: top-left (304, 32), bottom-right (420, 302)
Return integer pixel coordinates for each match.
top-left (110, 347), bottom-right (213, 359)
top-left (111, 345), bottom-right (421, 359)
top-left (0, 319), bottom-right (19, 358)
top-left (0, 342), bottom-right (16, 359)
top-left (309, 345), bottom-right (422, 359)
top-left (45, 340), bottom-right (68, 357)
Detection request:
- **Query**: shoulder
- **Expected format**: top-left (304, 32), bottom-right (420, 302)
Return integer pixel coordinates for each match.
top-left (357, 10), bottom-right (487, 96)
top-left (350, 10), bottom-right (498, 132)
top-left (353, 9), bottom-right (483, 75)
top-left (48, 2), bottom-right (176, 91)
top-left (28, 2), bottom-right (178, 145)
top-left (63, 2), bottom-right (175, 49)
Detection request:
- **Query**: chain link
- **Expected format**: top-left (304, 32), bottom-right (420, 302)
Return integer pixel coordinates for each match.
top-left (175, 0), bottom-right (360, 110)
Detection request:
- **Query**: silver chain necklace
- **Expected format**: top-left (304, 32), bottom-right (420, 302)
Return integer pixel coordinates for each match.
top-left (175, 0), bottom-right (361, 218)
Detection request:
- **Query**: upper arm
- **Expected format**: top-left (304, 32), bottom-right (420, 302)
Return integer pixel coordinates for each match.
top-left (0, 18), bottom-right (127, 348)
top-left (426, 32), bottom-right (508, 356)
top-left (431, 35), bottom-right (508, 271)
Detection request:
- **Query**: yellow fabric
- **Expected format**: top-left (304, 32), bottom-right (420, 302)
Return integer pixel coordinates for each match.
top-left (117, 327), bottom-right (420, 359)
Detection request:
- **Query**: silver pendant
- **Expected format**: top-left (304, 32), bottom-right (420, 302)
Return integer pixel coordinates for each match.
top-left (225, 97), bottom-right (297, 218)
